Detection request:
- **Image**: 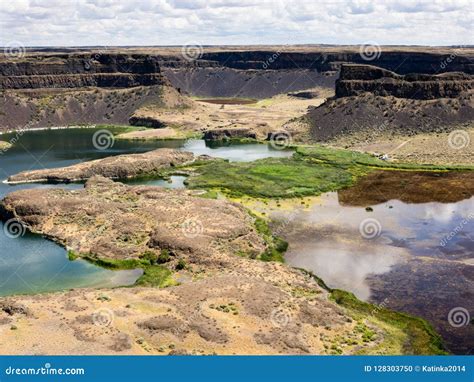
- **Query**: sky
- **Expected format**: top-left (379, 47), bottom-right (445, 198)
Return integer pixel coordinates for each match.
top-left (0, 0), bottom-right (472, 47)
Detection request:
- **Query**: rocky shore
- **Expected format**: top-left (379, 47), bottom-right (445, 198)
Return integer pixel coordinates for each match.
top-left (7, 148), bottom-right (194, 184)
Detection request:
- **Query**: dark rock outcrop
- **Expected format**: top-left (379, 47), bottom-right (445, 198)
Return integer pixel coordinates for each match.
top-left (128, 116), bottom-right (167, 128)
top-left (203, 128), bottom-right (257, 140)
top-left (336, 64), bottom-right (473, 100)
top-left (0, 53), bottom-right (168, 90)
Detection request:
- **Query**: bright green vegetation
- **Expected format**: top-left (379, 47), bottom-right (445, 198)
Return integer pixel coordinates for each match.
top-left (255, 216), bottom-right (288, 262)
top-left (67, 250), bottom-right (175, 288)
top-left (185, 157), bottom-right (355, 198)
top-left (181, 143), bottom-right (473, 199)
top-left (296, 145), bottom-right (474, 171)
top-left (233, 215), bottom-right (288, 262)
top-left (135, 265), bottom-right (175, 287)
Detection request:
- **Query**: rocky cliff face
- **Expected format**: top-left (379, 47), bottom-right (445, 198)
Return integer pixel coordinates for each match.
top-left (160, 49), bottom-right (473, 98)
top-left (336, 64), bottom-right (473, 100)
top-left (159, 50), bottom-right (474, 74)
top-left (0, 53), bottom-right (167, 89)
top-left (307, 63), bottom-right (473, 142)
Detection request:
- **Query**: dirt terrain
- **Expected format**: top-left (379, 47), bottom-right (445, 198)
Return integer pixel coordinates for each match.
top-left (0, 176), bottom-right (442, 355)
top-left (121, 89), bottom-right (331, 141)
top-left (330, 128), bottom-right (474, 166)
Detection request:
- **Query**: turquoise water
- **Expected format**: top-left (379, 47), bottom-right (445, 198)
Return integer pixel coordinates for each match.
top-left (0, 127), bottom-right (292, 296)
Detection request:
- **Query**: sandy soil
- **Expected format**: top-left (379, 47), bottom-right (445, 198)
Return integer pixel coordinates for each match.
top-left (119, 89), bottom-right (332, 140)
top-left (331, 127), bottom-right (474, 166)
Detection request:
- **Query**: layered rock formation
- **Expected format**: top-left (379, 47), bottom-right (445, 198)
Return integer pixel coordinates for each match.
top-left (307, 63), bottom-right (474, 142)
top-left (0, 53), bottom-right (185, 130)
top-left (0, 53), bottom-right (166, 90)
top-left (7, 148), bottom-right (194, 184)
top-left (160, 48), bottom-right (474, 97)
top-left (336, 64), bottom-right (473, 100)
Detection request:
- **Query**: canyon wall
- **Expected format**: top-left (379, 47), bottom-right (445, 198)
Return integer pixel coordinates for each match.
top-left (0, 54), bottom-right (168, 89)
top-left (335, 64), bottom-right (473, 100)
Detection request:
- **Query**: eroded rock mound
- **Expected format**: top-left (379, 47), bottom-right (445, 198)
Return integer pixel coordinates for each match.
top-left (0, 176), bottom-right (265, 263)
top-left (8, 148), bottom-right (194, 184)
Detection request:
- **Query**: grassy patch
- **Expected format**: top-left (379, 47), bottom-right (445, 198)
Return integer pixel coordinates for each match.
top-left (296, 145), bottom-right (474, 171)
top-left (135, 265), bottom-right (175, 287)
top-left (297, 269), bottom-right (446, 354)
top-left (69, 251), bottom-right (175, 288)
top-left (330, 289), bottom-right (447, 355)
top-left (182, 143), bottom-right (473, 200)
top-left (186, 157), bottom-right (354, 198)
top-left (253, 215), bottom-right (288, 262)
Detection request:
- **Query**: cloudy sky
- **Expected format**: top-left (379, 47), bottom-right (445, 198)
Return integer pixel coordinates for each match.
top-left (0, 0), bottom-right (472, 47)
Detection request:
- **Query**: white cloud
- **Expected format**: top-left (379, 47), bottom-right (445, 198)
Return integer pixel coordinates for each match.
top-left (0, 0), bottom-right (472, 46)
